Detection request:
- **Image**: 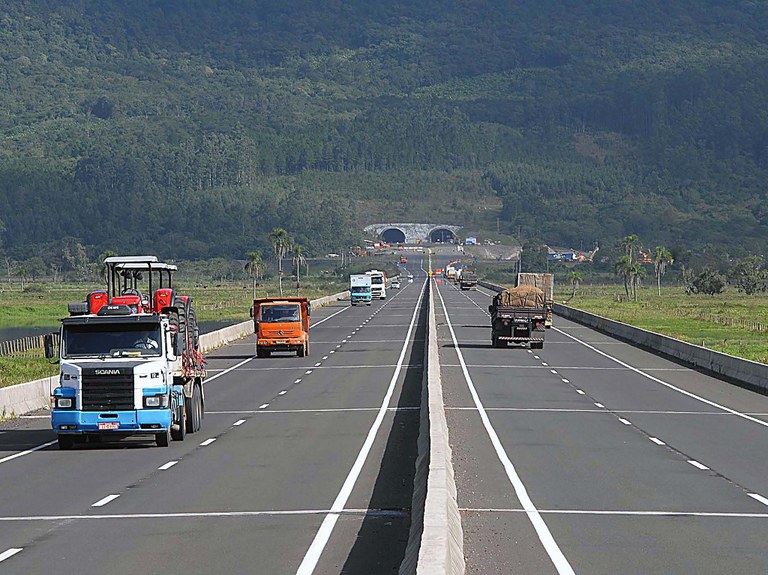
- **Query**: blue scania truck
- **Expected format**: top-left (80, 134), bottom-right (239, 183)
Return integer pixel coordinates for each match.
top-left (46, 256), bottom-right (206, 449)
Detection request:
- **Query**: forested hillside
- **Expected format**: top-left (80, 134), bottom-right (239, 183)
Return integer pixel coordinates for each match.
top-left (1, 0), bottom-right (767, 265)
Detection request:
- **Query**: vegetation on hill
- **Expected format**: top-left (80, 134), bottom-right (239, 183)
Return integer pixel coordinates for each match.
top-left (1, 1), bottom-right (767, 266)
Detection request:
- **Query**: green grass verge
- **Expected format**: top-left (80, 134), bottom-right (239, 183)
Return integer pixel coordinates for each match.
top-left (0, 357), bottom-right (58, 389)
top-left (559, 286), bottom-right (768, 364)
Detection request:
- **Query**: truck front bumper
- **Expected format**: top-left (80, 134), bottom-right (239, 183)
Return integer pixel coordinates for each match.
top-left (52, 409), bottom-right (171, 434)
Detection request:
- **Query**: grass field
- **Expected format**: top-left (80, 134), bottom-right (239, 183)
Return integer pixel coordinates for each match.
top-left (0, 272), bottom-right (350, 387)
top-left (557, 285), bottom-right (768, 364)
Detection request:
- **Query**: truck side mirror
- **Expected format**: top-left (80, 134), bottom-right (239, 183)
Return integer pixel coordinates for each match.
top-left (249, 307), bottom-right (254, 318)
top-left (172, 332), bottom-right (184, 356)
top-left (44, 333), bottom-right (56, 359)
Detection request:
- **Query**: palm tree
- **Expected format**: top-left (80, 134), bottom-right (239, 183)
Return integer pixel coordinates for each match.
top-left (614, 255), bottom-right (633, 299)
top-left (619, 234), bottom-right (641, 264)
top-left (629, 261), bottom-right (645, 302)
top-left (292, 244), bottom-right (306, 295)
top-left (244, 250), bottom-right (265, 299)
top-left (653, 246), bottom-right (674, 296)
top-left (269, 228), bottom-right (293, 296)
top-left (566, 270), bottom-right (584, 302)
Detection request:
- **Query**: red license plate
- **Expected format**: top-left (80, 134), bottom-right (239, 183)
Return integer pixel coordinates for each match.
top-left (98, 422), bottom-right (119, 430)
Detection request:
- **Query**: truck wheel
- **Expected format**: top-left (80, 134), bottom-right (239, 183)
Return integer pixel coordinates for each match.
top-left (171, 409), bottom-right (186, 441)
top-left (194, 384), bottom-right (204, 431)
top-left (297, 344), bottom-right (305, 358)
top-left (531, 342), bottom-right (544, 349)
top-left (256, 347), bottom-right (270, 358)
top-left (155, 429), bottom-right (171, 447)
top-left (186, 385), bottom-right (202, 433)
top-left (57, 434), bottom-right (75, 450)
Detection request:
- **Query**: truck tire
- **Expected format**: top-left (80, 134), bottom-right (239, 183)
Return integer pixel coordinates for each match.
top-left (156, 429), bottom-right (171, 447)
top-left (256, 346), bottom-right (270, 358)
top-left (491, 336), bottom-right (500, 348)
top-left (186, 384), bottom-right (202, 433)
top-left (57, 434), bottom-right (76, 450)
top-left (531, 342), bottom-right (544, 350)
top-left (297, 343), bottom-right (305, 358)
top-left (194, 384), bottom-right (203, 431)
top-left (171, 409), bottom-right (186, 441)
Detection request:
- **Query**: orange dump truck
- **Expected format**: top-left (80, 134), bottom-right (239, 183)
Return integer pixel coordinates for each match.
top-left (251, 297), bottom-right (310, 358)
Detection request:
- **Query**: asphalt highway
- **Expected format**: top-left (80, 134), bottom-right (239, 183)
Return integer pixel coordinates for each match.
top-left (0, 261), bottom-right (428, 574)
top-left (433, 260), bottom-right (768, 574)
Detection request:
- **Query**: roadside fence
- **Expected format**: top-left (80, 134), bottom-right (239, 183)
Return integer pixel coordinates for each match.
top-left (0, 333), bottom-right (59, 358)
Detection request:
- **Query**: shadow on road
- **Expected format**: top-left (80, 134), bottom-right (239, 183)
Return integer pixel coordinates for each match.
top-left (340, 291), bottom-right (427, 573)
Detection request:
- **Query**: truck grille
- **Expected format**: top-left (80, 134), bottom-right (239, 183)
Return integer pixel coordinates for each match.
top-left (81, 371), bottom-right (134, 411)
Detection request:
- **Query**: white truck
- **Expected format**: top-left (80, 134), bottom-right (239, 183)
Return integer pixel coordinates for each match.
top-left (366, 269), bottom-right (387, 299)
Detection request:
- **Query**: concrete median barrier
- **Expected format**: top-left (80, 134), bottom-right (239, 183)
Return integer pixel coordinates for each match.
top-left (400, 280), bottom-right (464, 575)
top-left (0, 290), bottom-right (352, 417)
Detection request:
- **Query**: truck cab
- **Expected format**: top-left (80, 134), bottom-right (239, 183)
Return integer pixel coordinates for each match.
top-left (350, 274), bottom-right (373, 306)
top-left (252, 298), bottom-right (310, 357)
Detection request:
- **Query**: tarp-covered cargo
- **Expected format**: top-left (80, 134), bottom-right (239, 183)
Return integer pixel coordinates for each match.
top-left (493, 285), bottom-right (545, 309)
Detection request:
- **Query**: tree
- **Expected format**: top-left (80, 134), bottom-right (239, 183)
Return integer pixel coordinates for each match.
top-left (619, 234), bottom-right (641, 265)
top-left (727, 256), bottom-right (767, 295)
top-left (614, 255), bottom-right (633, 298)
top-left (566, 270), bottom-right (584, 302)
top-left (292, 244), bottom-right (307, 296)
top-left (628, 261), bottom-right (645, 302)
top-left (269, 227), bottom-right (293, 296)
top-left (685, 268), bottom-right (726, 296)
top-left (244, 250), bottom-right (265, 299)
top-left (653, 246), bottom-right (674, 296)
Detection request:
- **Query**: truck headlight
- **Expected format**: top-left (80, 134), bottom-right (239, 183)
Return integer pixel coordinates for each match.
top-left (56, 398), bottom-right (73, 409)
top-left (144, 395), bottom-right (168, 408)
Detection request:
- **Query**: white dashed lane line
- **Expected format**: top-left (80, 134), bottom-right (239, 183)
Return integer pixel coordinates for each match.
top-left (158, 461), bottom-right (178, 470)
top-left (259, 404), bottom-right (269, 409)
top-left (618, 418), bottom-right (632, 426)
top-left (650, 437), bottom-right (666, 445)
top-left (233, 420), bottom-right (246, 426)
top-left (92, 494), bottom-right (120, 507)
top-left (594, 403), bottom-right (605, 408)
top-left (688, 460), bottom-right (709, 471)
top-left (279, 391), bottom-right (287, 396)
top-left (0, 548), bottom-right (23, 563)
top-left (748, 493), bottom-right (768, 507)
top-left (200, 438), bottom-right (217, 446)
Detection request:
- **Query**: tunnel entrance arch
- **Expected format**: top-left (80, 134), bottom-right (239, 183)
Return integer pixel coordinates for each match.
top-left (381, 228), bottom-right (406, 244)
top-left (429, 228), bottom-right (455, 243)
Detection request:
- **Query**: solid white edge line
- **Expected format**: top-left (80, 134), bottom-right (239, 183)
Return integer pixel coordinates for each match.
top-left (0, 440), bottom-right (58, 466)
top-left (158, 461), bottom-right (178, 470)
top-left (747, 493), bottom-right (768, 507)
top-left (92, 494), bottom-right (120, 507)
top-left (205, 355), bottom-right (256, 383)
top-left (295, 278), bottom-right (427, 575)
top-left (554, 326), bottom-right (768, 430)
top-left (0, 548), bottom-right (23, 562)
top-left (435, 281), bottom-right (576, 575)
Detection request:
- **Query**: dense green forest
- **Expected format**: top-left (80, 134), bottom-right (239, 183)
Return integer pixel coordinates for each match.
top-left (0, 0), bottom-right (767, 267)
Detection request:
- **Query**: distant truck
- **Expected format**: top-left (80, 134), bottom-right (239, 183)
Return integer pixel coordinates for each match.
top-left (366, 269), bottom-right (387, 299)
top-left (488, 286), bottom-right (547, 349)
top-left (252, 297), bottom-right (311, 357)
top-left (350, 274), bottom-right (373, 306)
top-left (516, 273), bottom-right (554, 327)
top-left (459, 270), bottom-right (478, 290)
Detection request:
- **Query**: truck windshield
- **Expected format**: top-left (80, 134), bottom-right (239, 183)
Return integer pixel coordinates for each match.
top-left (370, 276), bottom-right (383, 284)
top-left (260, 304), bottom-right (300, 322)
top-left (62, 323), bottom-right (163, 358)
top-left (351, 287), bottom-right (370, 294)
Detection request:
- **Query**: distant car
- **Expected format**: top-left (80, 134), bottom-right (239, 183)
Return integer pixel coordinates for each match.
top-left (391, 280), bottom-right (401, 289)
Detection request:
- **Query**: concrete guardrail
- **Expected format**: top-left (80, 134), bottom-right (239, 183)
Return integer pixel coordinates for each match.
top-left (0, 290), bottom-right (351, 418)
top-left (478, 280), bottom-right (768, 395)
top-left (400, 280), bottom-right (464, 574)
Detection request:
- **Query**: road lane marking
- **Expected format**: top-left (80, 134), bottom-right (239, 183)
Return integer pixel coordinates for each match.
top-left (314, 362), bottom-right (322, 367)
top-left (305, 370), bottom-right (313, 374)
top-left (0, 548), bottom-right (22, 562)
top-left (310, 306), bottom-right (350, 327)
top-left (0, 440), bottom-right (58, 466)
top-left (158, 461), bottom-right (178, 470)
top-left (207, 407), bottom-right (420, 414)
top-left (92, 494), bottom-right (120, 507)
top-left (259, 404), bottom-right (269, 409)
top-left (748, 493), bottom-right (768, 506)
top-left (554, 327), bottom-right (768, 430)
top-left (619, 418), bottom-right (632, 425)
top-left (435, 282), bottom-right (576, 575)
top-left (295, 379), bottom-right (302, 383)
top-left (296, 278), bottom-right (427, 575)
top-left (561, 379), bottom-right (570, 383)
top-left (550, 370), bottom-right (558, 374)
top-left (688, 460), bottom-right (709, 470)
top-left (279, 391), bottom-right (288, 395)
top-left (200, 438), bottom-right (217, 446)
top-left (322, 356), bottom-right (329, 360)
top-left (206, 356), bottom-right (256, 383)
top-left (594, 402), bottom-right (605, 408)
top-left (650, 437), bottom-right (666, 445)
top-left (233, 419), bottom-right (246, 426)
top-left (460, 508), bottom-right (768, 518)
